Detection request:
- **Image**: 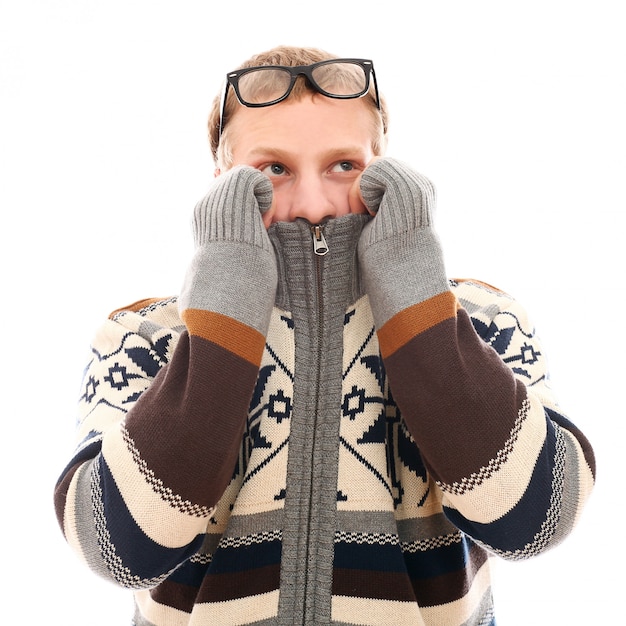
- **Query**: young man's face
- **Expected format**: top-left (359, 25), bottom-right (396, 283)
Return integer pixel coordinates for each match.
top-left (221, 95), bottom-right (375, 227)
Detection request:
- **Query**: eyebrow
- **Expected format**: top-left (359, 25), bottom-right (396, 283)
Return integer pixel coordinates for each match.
top-left (246, 146), bottom-right (370, 162)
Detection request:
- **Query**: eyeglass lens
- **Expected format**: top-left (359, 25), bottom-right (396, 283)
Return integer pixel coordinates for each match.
top-left (236, 68), bottom-right (293, 105)
top-left (311, 62), bottom-right (368, 96)
top-left (236, 62), bottom-right (368, 105)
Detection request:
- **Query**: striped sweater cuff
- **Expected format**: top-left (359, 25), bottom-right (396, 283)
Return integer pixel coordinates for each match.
top-left (179, 241), bottom-right (277, 354)
top-left (180, 309), bottom-right (267, 366)
top-left (377, 291), bottom-right (458, 359)
top-left (359, 227), bottom-right (451, 333)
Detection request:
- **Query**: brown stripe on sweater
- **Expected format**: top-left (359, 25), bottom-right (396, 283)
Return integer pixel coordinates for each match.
top-left (196, 563), bottom-right (281, 602)
top-left (383, 309), bottom-right (526, 485)
top-left (181, 308), bottom-right (266, 366)
top-left (123, 332), bottom-right (258, 510)
top-left (377, 291), bottom-right (458, 359)
top-left (410, 542), bottom-right (490, 607)
top-left (148, 578), bottom-right (199, 614)
top-left (332, 568), bottom-right (417, 602)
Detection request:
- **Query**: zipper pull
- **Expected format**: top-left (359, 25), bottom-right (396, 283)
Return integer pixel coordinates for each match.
top-left (311, 224), bottom-right (329, 256)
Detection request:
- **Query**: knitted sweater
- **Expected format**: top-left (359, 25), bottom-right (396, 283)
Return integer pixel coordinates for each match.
top-left (54, 164), bottom-right (595, 625)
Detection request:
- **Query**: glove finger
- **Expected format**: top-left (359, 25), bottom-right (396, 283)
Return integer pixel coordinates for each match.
top-left (251, 171), bottom-right (274, 214)
top-left (359, 169), bottom-right (387, 214)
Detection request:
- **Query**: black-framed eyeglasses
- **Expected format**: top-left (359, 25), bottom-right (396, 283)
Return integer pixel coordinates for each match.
top-left (218, 58), bottom-right (380, 136)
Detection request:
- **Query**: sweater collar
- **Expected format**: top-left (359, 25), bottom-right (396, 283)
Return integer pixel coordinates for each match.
top-left (267, 213), bottom-right (371, 312)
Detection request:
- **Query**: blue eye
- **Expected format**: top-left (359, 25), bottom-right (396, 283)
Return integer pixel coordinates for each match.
top-left (262, 163), bottom-right (286, 176)
top-left (332, 161), bottom-right (354, 172)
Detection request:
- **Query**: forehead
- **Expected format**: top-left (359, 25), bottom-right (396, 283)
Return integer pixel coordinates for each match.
top-left (226, 96), bottom-right (376, 158)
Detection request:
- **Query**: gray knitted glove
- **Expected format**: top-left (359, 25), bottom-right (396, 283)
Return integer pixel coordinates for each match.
top-left (191, 166), bottom-right (273, 248)
top-left (179, 166), bottom-right (277, 338)
top-left (357, 157), bottom-right (450, 330)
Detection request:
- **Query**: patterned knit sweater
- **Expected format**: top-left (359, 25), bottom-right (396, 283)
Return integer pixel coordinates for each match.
top-left (54, 164), bottom-right (595, 625)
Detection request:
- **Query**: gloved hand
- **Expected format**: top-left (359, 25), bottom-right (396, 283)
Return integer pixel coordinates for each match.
top-left (191, 165), bottom-right (274, 247)
top-left (179, 166), bottom-right (278, 351)
top-left (358, 156), bottom-right (436, 232)
top-left (357, 157), bottom-right (450, 332)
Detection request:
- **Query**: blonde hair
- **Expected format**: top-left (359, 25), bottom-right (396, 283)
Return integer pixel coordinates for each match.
top-left (208, 45), bottom-right (389, 168)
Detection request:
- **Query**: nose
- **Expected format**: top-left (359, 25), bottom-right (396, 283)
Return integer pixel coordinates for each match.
top-left (288, 174), bottom-right (338, 224)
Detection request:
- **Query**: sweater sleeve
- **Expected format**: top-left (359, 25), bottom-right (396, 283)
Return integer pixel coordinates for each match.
top-left (386, 279), bottom-right (595, 558)
top-left (53, 168), bottom-right (277, 588)
top-left (53, 296), bottom-right (267, 587)
top-left (358, 158), bottom-right (595, 559)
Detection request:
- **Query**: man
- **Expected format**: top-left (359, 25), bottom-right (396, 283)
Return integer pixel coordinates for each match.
top-left (54, 45), bottom-right (595, 625)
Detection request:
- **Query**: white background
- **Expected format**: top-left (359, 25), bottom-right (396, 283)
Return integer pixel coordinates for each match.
top-left (1, 1), bottom-right (622, 623)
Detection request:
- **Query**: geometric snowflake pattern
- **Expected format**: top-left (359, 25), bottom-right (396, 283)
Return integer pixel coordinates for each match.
top-left (337, 298), bottom-right (430, 513)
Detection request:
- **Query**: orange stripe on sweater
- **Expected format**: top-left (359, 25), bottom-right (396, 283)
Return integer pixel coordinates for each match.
top-left (377, 291), bottom-right (459, 359)
top-left (181, 309), bottom-right (266, 366)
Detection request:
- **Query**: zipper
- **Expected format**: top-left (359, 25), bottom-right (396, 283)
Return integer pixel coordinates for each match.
top-left (302, 222), bottom-right (327, 621)
top-left (311, 224), bottom-right (329, 256)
